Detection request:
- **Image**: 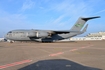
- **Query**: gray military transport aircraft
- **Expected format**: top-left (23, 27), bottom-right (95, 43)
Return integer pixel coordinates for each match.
top-left (5, 16), bottom-right (100, 43)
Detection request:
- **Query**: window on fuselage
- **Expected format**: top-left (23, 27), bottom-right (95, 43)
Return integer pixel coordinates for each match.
top-left (12, 32), bottom-right (24, 34)
top-left (19, 32), bottom-right (24, 34)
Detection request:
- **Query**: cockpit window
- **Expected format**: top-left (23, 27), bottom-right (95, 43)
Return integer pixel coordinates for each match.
top-left (8, 31), bottom-right (12, 33)
top-left (7, 31), bottom-right (12, 35)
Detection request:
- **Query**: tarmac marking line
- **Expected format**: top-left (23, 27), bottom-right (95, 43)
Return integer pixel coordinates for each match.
top-left (0, 60), bottom-right (32, 69)
top-left (81, 47), bottom-right (86, 48)
top-left (69, 49), bottom-right (78, 51)
top-left (49, 52), bottom-right (64, 56)
top-left (49, 45), bottom-right (93, 57)
top-left (0, 45), bottom-right (93, 69)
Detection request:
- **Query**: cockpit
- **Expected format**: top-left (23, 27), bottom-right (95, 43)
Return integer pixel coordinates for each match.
top-left (7, 31), bottom-right (12, 35)
top-left (8, 31), bottom-right (12, 33)
top-left (5, 30), bottom-right (25, 40)
top-left (4, 31), bottom-right (13, 39)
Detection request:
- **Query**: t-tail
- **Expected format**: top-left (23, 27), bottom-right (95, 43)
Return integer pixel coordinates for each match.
top-left (70, 16), bottom-right (100, 31)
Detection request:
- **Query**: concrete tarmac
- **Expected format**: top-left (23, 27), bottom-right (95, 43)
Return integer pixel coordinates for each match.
top-left (0, 41), bottom-right (105, 70)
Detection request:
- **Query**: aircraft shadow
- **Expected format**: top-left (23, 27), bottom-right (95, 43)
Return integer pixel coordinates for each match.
top-left (55, 41), bottom-right (76, 43)
top-left (18, 59), bottom-right (102, 70)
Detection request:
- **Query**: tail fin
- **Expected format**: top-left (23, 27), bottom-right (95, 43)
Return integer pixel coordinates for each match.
top-left (82, 24), bottom-right (88, 32)
top-left (70, 16), bottom-right (100, 31)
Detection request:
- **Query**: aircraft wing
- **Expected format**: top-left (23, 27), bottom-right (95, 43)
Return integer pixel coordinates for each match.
top-left (50, 30), bottom-right (80, 34)
top-left (53, 30), bottom-right (70, 34)
top-left (51, 24), bottom-right (89, 34)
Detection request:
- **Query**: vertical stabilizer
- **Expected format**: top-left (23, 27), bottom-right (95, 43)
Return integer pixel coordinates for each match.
top-left (82, 24), bottom-right (88, 32)
top-left (70, 16), bottom-right (100, 31)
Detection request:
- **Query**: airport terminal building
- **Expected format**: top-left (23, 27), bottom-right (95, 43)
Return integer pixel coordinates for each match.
top-left (70, 32), bottom-right (105, 41)
top-left (0, 38), bottom-right (5, 42)
top-left (60, 32), bottom-right (105, 41)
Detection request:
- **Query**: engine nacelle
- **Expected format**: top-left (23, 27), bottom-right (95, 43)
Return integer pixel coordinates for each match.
top-left (36, 31), bottom-right (50, 38)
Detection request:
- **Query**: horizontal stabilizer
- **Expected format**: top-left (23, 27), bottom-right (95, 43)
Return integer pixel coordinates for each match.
top-left (81, 16), bottom-right (100, 21)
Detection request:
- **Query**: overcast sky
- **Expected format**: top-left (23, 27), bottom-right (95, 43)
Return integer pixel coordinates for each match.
top-left (0, 0), bottom-right (105, 37)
